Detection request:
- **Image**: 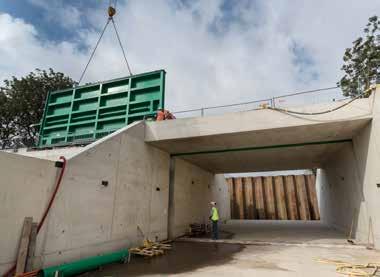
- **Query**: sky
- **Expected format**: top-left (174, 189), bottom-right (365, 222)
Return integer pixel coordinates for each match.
top-left (0, 0), bottom-right (379, 112)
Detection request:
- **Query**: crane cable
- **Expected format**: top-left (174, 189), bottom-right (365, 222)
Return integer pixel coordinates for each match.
top-left (78, 1), bottom-right (132, 85)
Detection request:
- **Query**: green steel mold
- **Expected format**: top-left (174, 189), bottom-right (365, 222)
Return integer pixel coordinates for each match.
top-left (38, 69), bottom-right (166, 147)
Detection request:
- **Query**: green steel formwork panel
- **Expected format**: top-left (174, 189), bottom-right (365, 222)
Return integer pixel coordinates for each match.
top-left (38, 70), bottom-right (166, 147)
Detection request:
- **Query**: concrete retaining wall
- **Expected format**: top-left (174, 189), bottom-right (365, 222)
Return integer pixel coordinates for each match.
top-left (0, 122), bottom-right (170, 274)
top-left (169, 158), bottom-right (214, 238)
top-left (351, 88), bottom-right (380, 246)
top-left (212, 175), bottom-right (231, 221)
top-left (321, 87), bottom-right (380, 247)
top-left (321, 144), bottom-right (370, 243)
top-left (0, 152), bottom-right (59, 274)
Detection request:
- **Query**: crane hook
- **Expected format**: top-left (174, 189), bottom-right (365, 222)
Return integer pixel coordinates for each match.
top-left (108, 6), bottom-right (116, 18)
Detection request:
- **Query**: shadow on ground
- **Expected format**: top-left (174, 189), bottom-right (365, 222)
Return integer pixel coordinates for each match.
top-left (80, 242), bottom-right (244, 276)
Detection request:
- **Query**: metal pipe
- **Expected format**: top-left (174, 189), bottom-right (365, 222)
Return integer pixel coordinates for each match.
top-left (40, 249), bottom-right (129, 277)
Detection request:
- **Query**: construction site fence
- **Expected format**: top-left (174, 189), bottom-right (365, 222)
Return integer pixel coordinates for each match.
top-left (172, 86), bottom-right (347, 118)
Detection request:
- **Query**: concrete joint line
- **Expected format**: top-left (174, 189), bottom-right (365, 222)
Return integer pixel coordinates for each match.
top-left (171, 139), bottom-right (353, 157)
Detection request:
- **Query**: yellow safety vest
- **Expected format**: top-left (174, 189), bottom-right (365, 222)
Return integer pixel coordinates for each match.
top-left (211, 207), bottom-right (219, 221)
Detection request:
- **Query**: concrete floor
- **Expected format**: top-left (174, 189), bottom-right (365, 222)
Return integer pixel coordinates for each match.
top-left (80, 220), bottom-right (380, 277)
top-left (220, 220), bottom-right (348, 244)
top-left (83, 242), bottom-right (380, 277)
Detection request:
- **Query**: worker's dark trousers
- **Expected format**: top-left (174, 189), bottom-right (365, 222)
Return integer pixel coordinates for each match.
top-left (212, 220), bottom-right (219, 240)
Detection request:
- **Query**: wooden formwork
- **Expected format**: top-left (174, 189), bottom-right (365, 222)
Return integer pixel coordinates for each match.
top-left (227, 174), bottom-right (320, 220)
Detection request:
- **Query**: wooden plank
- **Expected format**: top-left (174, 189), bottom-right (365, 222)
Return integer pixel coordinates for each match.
top-left (274, 176), bottom-right (288, 220)
top-left (284, 175), bottom-right (299, 220)
top-left (235, 178), bottom-right (245, 219)
top-left (263, 177), bottom-right (276, 219)
top-left (25, 223), bottom-right (38, 272)
top-left (16, 217), bottom-right (33, 275)
top-left (226, 178), bottom-right (235, 219)
top-left (295, 175), bottom-right (311, 220)
top-left (253, 177), bottom-right (266, 219)
top-left (243, 177), bottom-right (254, 219)
top-left (305, 174), bottom-right (320, 220)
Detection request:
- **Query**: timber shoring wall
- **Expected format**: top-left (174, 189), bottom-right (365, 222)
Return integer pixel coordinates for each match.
top-left (227, 174), bottom-right (320, 220)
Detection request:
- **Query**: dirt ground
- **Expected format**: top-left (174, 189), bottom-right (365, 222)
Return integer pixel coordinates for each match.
top-left (81, 241), bottom-right (380, 277)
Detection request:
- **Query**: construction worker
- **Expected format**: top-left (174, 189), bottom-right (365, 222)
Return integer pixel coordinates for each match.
top-left (209, 201), bottom-right (219, 240)
top-left (156, 109), bottom-right (176, 121)
top-left (156, 109), bottom-right (165, 121)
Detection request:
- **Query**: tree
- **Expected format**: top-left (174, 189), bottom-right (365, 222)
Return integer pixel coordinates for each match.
top-left (0, 68), bottom-right (76, 148)
top-left (0, 92), bottom-right (17, 149)
top-left (339, 15), bottom-right (380, 97)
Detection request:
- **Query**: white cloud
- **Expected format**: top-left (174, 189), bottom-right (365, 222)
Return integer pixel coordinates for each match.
top-left (27, 0), bottom-right (83, 29)
top-left (0, 13), bottom-right (86, 82)
top-left (0, 0), bottom-right (379, 113)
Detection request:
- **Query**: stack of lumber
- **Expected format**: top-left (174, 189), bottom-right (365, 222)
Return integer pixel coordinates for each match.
top-left (129, 240), bottom-right (171, 257)
top-left (187, 223), bottom-right (210, 237)
top-left (316, 258), bottom-right (380, 276)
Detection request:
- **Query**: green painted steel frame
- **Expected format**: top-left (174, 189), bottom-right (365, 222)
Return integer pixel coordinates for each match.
top-left (38, 69), bottom-right (166, 147)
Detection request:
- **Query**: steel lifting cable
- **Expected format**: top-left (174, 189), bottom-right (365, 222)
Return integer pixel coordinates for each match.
top-left (78, 1), bottom-right (132, 85)
top-left (78, 18), bottom-right (110, 85)
top-left (111, 17), bottom-right (133, 76)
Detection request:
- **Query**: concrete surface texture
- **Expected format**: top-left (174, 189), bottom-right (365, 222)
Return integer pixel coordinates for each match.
top-left (0, 151), bottom-right (58, 274)
top-left (320, 87), bottom-right (380, 246)
top-left (319, 146), bottom-right (371, 245)
top-left (4, 146), bottom-right (84, 161)
top-left (220, 220), bottom-right (347, 244)
top-left (169, 157), bottom-right (214, 238)
top-left (211, 175), bottom-right (231, 221)
top-left (82, 242), bottom-right (380, 277)
top-left (0, 122), bottom-right (171, 273)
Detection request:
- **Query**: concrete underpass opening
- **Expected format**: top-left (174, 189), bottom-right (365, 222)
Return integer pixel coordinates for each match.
top-left (147, 94), bottom-right (380, 247)
top-left (212, 169), bottom-right (350, 245)
top-left (168, 137), bottom-right (373, 246)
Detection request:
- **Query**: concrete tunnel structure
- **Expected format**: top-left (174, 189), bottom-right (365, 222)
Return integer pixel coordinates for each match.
top-left (1, 85), bottom-right (380, 273)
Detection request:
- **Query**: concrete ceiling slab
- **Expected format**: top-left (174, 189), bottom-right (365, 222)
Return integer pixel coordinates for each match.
top-left (146, 99), bottom-right (372, 155)
top-left (147, 118), bottom-right (370, 155)
top-left (178, 142), bottom-right (348, 173)
top-left (146, 99), bottom-right (373, 173)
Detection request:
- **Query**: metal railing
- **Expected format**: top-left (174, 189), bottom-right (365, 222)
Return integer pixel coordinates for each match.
top-left (172, 86), bottom-right (347, 118)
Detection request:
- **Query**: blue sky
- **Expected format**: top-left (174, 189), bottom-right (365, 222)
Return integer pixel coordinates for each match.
top-left (0, 0), bottom-right (379, 111)
top-left (0, 0), bottom-right (92, 41)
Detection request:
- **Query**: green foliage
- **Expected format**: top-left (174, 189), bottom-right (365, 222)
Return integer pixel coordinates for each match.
top-left (339, 16), bottom-right (380, 97)
top-left (0, 92), bottom-right (17, 149)
top-left (0, 68), bottom-right (76, 149)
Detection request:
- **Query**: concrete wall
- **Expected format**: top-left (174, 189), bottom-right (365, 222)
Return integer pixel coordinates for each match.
top-left (351, 86), bottom-right (380, 246)
top-left (0, 122), bottom-right (170, 274)
top-left (320, 144), bottom-right (370, 243)
top-left (212, 174), bottom-right (231, 221)
top-left (169, 158), bottom-right (214, 238)
top-left (321, 86), bottom-right (380, 247)
top-left (0, 152), bottom-right (59, 274)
